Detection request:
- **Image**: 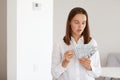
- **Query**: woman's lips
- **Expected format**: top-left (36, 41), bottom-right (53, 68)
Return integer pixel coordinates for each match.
top-left (77, 29), bottom-right (82, 32)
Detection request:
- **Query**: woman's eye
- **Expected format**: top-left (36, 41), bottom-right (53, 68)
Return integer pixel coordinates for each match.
top-left (82, 23), bottom-right (84, 25)
top-left (74, 21), bottom-right (79, 24)
top-left (82, 22), bottom-right (86, 25)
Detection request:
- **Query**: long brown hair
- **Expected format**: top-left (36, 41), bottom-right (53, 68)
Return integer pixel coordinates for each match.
top-left (63, 7), bottom-right (91, 45)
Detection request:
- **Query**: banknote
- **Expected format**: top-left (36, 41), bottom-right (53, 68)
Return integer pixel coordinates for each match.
top-left (74, 43), bottom-right (97, 58)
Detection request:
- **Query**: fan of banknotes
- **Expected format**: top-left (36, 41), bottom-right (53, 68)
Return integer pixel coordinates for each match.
top-left (74, 42), bottom-right (98, 58)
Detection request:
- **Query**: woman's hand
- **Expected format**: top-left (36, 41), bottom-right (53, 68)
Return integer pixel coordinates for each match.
top-left (64, 50), bottom-right (74, 62)
top-left (78, 57), bottom-right (92, 71)
top-left (62, 50), bottom-right (74, 68)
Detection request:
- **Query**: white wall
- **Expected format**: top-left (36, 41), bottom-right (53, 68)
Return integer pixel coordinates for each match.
top-left (53, 0), bottom-right (120, 66)
top-left (7, 0), bottom-right (17, 79)
top-left (7, 0), bottom-right (53, 80)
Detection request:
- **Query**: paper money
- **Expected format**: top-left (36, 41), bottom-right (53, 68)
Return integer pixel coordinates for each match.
top-left (74, 43), bottom-right (97, 58)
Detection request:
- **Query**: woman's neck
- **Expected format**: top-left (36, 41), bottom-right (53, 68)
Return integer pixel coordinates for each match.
top-left (72, 34), bottom-right (81, 43)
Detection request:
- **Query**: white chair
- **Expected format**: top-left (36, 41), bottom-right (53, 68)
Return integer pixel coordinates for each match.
top-left (104, 53), bottom-right (120, 80)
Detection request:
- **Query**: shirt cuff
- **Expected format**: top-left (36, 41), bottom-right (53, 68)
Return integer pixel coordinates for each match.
top-left (53, 62), bottom-right (67, 79)
top-left (58, 62), bottom-right (67, 72)
top-left (87, 66), bottom-right (96, 77)
top-left (86, 63), bottom-right (101, 78)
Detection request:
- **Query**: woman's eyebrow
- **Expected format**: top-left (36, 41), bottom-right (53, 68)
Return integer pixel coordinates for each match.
top-left (73, 20), bottom-right (79, 22)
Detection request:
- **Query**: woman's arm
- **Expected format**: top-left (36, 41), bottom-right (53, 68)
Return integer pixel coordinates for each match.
top-left (51, 41), bottom-right (67, 79)
top-left (86, 39), bottom-right (101, 78)
top-left (87, 51), bottom-right (101, 78)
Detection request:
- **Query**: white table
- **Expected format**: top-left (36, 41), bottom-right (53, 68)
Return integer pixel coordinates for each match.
top-left (101, 67), bottom-right (120, 80)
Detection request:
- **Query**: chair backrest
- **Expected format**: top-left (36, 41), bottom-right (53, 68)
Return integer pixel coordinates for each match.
top-left (106, 53), bottom-right (120, 67)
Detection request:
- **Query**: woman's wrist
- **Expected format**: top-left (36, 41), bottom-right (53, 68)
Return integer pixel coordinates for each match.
top-left (87, 66), bottom-right (92, 71)
top-left (62, 59), bottom-right (69, 68)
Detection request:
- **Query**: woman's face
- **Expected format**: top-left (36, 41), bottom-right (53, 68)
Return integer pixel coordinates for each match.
top-left (70, 14), bottom-right (87, 37)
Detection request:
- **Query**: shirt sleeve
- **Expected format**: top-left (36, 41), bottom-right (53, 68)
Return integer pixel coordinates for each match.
top-left (51, 40), bottom-right (67, 79)
top-left (86, 39), bottom-right (102, 78)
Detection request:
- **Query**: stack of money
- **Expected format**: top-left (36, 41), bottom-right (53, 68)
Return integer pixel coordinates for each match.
top-left (74, 43), bottom-right (97, 58)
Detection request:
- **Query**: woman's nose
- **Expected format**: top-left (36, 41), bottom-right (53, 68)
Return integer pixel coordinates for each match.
top-left (78, 23), bottom-right (82, 28)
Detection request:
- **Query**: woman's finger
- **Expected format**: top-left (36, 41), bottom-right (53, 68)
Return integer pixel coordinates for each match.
top-left (79, 58), bottom-right (91, 64)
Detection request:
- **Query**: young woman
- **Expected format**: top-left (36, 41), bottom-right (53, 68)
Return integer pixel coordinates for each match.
top-left (51, 7), bottom-right (101, 80)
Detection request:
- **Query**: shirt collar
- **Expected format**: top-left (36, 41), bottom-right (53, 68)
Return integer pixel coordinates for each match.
top-left (71, 36), bottom-right (84, 45)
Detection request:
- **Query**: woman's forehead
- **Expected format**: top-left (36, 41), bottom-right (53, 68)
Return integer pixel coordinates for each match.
top-left (72, 14), bottom-right (87, 21)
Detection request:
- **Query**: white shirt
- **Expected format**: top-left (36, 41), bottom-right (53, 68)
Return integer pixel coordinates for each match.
top-left (51, 37), bottom-right (101, 80)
